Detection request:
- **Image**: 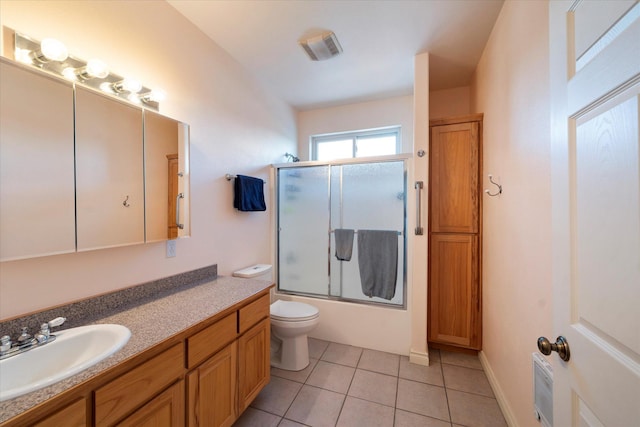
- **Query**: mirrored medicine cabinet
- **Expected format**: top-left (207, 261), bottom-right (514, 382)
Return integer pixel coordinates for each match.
top-left (0, 57), bottom-right (190, 262)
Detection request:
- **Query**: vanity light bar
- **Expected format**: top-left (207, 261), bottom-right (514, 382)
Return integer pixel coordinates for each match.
top-left (11, 30), bottom-right (165, 111)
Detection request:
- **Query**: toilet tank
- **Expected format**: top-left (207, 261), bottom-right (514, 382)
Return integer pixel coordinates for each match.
top-left (232, 264), bottom-right (272, 281)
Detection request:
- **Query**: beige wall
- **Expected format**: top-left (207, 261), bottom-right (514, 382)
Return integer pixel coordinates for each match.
top-left (429, 86), bottom-right (471, 119)
top-left (0, 1), bottom-right (297, 319)
top-left (411, 52), bottom-right (430, 365)
top-left (296, 95), bottom-right (414, 160)
top-left (471, 1), bottom-right (552, 426)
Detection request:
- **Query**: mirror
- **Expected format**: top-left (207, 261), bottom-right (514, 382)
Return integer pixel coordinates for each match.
top-left (144, 111), bottom-right (190, 242)
top-left (0, 58), bottom-right (76, 261)
top-left (0, 57), bottom-right (190, 262)
top-left (75, 86), bottom-right (145, 252)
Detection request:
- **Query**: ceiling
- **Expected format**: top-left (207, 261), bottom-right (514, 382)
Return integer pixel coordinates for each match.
top-left (168, 0), bottom-right (504, 111)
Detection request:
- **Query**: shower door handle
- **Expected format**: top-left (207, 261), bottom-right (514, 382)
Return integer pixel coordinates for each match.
top-left (415, 181), bottom-right (424, 235)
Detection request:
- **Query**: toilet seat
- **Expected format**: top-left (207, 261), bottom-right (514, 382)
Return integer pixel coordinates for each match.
top-left (271, 300), bottom-right (319, 322)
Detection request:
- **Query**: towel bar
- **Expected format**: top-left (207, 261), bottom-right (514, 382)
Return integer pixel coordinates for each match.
top-left (225, 174), bottom-right (265, 184)
top-left (330, 229), bottom-right (402, 235)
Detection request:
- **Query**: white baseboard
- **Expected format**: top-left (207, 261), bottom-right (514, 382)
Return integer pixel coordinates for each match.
top-left (409, 349), bottom-right (429, 366)
top-left (479, 351), bottom-right (519, 427)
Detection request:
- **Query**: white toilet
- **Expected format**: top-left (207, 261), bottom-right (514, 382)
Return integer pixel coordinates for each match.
top-left (232, 264), bottom-right (320, 371)
top-left (270, 300), bottom-right (320, 371)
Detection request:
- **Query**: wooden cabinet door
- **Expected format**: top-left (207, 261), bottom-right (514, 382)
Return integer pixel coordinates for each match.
top-left (0, 59), bottom-right (76, 261)
top-left (75, 87), bottom-right (144, 251)
top-left (429, 122), bottom-right (480, 233)
top-left (117, 380), bottom-right (184, 427)
top-left (187, 342), bottom-right (237, 427)
top-left (237, 318), bottom-right (270, 413)
top-left (428, 234), bottom-right (481, 349)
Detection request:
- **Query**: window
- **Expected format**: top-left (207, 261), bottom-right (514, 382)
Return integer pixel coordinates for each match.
top-left (312, 127), bottom-right (401, 161)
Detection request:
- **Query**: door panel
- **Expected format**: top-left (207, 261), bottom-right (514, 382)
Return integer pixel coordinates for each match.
top-left (428, 234), bottom-right (480, 349)
top-left (187, 342), bottom-right (237, 427)
top-left (550, 2), bottom-right (640, 426)
top-left (237, 319), bottom-right (270, 413)
top-left (575, 94), bottom-right (639, 352)
top-left (429, 122), bottom-right (479, 234)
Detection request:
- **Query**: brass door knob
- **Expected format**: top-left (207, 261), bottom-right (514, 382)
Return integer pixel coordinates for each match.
top-left (537, 336), bottom-right (570, 361)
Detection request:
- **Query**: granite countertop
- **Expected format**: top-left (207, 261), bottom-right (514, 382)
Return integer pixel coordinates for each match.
top-left (0, 274), bottom-right (273, 424)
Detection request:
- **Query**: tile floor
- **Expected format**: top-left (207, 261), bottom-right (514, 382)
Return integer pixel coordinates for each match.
top-left (233, 338), bottom-right (507, 427)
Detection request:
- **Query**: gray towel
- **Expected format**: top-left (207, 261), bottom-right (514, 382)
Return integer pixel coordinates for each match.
top-left (357, 230), bottom-right (398, 300)
top-left (334, 229), bottom-right (355, 261)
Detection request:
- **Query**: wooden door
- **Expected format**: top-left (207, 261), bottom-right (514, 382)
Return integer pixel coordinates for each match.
top-left (118, 381), bottom-right (184, 427)
top-left (187, 342), bottom-right (237, 427)
top-left (75, 87), bottom-right (144, 251)
top-left (237, 318), bottom-right (270, 413)
top-left (428, 234), bottom-right (480, 349)
top-left (0, 58), bottom-right (76, 261)
top-left (550, 2), bottom-right (640, 425)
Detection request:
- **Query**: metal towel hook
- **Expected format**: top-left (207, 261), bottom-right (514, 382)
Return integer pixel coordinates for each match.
top-left (123, 195), bottom-right (130, 207)
top-left (485, 175), bottom-right (502, 197)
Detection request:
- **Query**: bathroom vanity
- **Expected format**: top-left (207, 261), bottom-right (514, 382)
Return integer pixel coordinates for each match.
top-left (0, 270), bottom-right (272, 427)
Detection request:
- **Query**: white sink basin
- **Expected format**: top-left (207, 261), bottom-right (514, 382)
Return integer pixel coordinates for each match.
top-left (0, 324), bottom-right (131, 402)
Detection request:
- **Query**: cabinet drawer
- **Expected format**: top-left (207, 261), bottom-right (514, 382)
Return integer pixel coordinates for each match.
top-left (95, 343), bottom-right (184, 426)
top-left (33, 398), bottom-right (86, 427)
top-left (187, 312), bottom-right (237, 369)
top-left (238, 294), bottom-right (270, 335)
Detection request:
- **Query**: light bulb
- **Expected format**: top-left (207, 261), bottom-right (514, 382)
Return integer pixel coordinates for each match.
top-left (62, 67), bottom-right (78, 81)
top-left (99, 82), bottom-right (115, 93)
top-left (128, 93), bottom-right (142, 104)
top-left (15, 48), bottom-right (33, 64)
top-left (142, 88), bottom-right (167, 102)
top-left (84, 59), bottom-right (109, 79)
top-left (113, 78), bottom-right (142, 93)
top-left (40, 38), bottom-right (68, 62)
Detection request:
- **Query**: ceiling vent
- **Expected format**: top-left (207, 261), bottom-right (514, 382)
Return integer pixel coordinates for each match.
top-left (299, 31), bottom-right (343, 61)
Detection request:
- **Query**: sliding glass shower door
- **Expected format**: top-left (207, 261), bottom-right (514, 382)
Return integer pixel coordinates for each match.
top-left (329, 161), bottom-right (405, 305)
top-left (278, 166), bottom-right (330, 296)
top-left (277, 158), bottom-right (406, 307)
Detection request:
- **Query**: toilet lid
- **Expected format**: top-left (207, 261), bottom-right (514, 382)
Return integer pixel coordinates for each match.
top-left (270, 300), bottom-right (319, 321)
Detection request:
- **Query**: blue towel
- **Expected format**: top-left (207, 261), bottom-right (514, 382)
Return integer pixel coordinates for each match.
top-left (357, 230), bottom-right (398, 300)
top-left (234, 175), bottom-right (266, 211)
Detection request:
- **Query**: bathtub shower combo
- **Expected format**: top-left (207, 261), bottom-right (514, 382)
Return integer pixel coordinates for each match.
top-left (275, 157), bottom-right (407, 308)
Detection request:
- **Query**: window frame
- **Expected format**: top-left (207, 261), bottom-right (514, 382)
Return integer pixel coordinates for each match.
top-left (311, 126), bottom-right (401, 161)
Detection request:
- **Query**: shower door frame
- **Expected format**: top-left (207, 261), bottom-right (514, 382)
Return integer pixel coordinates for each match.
top-left (274, 154), bottom-right (409, 309)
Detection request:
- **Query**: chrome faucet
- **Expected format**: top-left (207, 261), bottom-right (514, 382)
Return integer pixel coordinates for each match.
top-left (17, 327), bottom-right (33, 347)
top-left (0, 317), bottom-right (66, 360)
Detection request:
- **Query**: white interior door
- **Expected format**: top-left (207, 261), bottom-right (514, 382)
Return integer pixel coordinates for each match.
top-left (549, 1), bottom-right (640, 426)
